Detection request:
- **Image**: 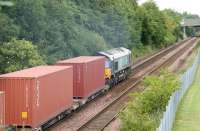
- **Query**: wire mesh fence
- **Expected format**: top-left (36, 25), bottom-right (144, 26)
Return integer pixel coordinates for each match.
top-left (157, 49), bottom-right (200, 131)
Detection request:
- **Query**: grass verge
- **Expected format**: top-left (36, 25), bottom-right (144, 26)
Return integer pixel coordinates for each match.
top-left (173, 64), bottom-right (200, 131)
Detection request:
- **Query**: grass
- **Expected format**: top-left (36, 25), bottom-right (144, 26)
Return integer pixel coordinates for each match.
top-left (173, 65), bottom-right (200, 131)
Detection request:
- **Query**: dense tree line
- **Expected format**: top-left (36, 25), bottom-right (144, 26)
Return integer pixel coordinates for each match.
top-left (0, 0), bottom-right (198, 73)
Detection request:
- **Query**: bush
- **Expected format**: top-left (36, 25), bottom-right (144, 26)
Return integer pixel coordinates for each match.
top-left (120, 69), bottom-right (180, 131)
top-left (131, 44), bottom-right (155, 61)
top-left (0, 38), bottom-right (45, 73)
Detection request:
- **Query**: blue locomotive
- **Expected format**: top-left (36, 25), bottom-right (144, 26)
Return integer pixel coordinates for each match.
top-left (98, 47), bottom-right (132, 86)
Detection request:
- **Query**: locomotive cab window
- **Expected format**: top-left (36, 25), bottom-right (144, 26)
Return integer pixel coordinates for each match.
top-left (114, 61), bottom-right (118, 70)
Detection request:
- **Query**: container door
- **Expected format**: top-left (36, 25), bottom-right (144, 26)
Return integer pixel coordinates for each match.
top-left (74, 64), bottom-right (84, 98)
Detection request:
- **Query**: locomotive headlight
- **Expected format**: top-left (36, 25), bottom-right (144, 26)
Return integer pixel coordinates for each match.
top-left (105, 68), bottom-right (112, 79)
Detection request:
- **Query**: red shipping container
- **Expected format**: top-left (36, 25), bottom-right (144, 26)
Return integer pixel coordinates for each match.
top-left (0, 92), bottom-right (5, 131)
top-left (0, 66), bottom-right (73, 128)
top-left (57, 56), bottom-right (105, 98)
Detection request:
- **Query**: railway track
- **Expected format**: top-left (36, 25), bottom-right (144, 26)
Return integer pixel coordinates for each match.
top-left (76, 38), bottom-right (198, 131)
top-left (48, 37), bottom-right (197, 131)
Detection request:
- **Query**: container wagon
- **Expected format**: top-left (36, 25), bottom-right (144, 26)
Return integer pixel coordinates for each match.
top-left (0, 92), bottom-right (5, 131)
top-left (0, 66), bottom-right (73, 130)
top-left (57, 56), bottom-right (106, 104)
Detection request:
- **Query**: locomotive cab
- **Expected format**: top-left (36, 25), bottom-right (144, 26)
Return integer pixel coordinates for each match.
top-left (97, 47), bottom-right (132, 86)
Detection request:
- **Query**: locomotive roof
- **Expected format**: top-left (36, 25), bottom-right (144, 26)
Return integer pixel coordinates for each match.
top-left (98, 47), bottom-right (131, 60)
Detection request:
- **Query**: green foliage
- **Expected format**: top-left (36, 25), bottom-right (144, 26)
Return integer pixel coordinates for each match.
top-left (3, 0), bottom-right (113, 63)
top-left (120, 70), bottom-right (180, 131)
top-left (138, 1), bottom-right (181, 48)
top-left (163, 9), bottom-right (183, 41)
top-left (0, 0), bottom-right (154, 63)
top-left (0, 0), bottom-right (197, 69)
top-left (131, 44), bottom-right (154, 61)
top-left (120, 110), bottom-right (156, 131)
top-left (0, 12), bottom-right (19, 43)
top-left (70, 27), bottom-right (108, 56)
top-left (0, 38), bottom-right (45, 73)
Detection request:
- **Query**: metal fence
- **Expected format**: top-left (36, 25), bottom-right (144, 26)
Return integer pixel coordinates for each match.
top-left (157, 49), bottom-right (200, 131)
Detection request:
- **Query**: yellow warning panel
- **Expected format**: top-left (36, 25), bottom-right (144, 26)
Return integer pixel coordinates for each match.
top-left (21, 112), bottom-right (28, 119)
top-left (105, 68), bottom-right (112, 79)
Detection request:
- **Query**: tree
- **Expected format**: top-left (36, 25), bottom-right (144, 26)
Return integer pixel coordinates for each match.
top-left (0, 1), bottom-right (19, 43)
top-left (162, 9), bottom-right (183, 41)
top-left (0, 13), bottom-right (19, 43)
top-left (139, 1), bottom-right (166, 47)
top-left (0, 0), bottom-right (193, 64)
top-left (0, 39), bottom-right (45, 73)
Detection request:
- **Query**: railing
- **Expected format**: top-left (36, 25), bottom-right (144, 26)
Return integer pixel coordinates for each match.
top-left (157, 49), bottom-right (200, 131)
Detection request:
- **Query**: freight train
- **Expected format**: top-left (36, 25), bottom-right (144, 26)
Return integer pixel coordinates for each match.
top-left (0, 47), bottom-right (132, 130)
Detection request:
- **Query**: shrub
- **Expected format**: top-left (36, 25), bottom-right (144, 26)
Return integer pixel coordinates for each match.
top-left (120, 69), bottom-right (180, 131)
top-left (0, 38), bottom-right (45, 73)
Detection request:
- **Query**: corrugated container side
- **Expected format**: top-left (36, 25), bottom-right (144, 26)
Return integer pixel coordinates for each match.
top-left (84, 58), bottom-right (105, 97)
top-left (57, 56), bottom-right (105, 98)
top-left (56, 63), bottom-right (83, 97)
top-left (32, 67), bottom-right (73, 127)
top-left (0, 92), bottom-right (5, 131)
top-left (0, 66), bottom-right (73, 128)
top-left (1, 78), bottom-right (34, 126)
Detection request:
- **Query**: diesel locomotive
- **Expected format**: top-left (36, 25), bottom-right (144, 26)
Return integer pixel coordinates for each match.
top-left (98, 47), bottom-right (132, 86)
